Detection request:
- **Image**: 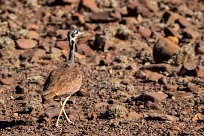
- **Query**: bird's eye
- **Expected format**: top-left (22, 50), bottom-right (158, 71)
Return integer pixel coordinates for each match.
top-left (71, 33), bottom-right (75, 37)
top-left (75, 31), bottom-right (78, 34)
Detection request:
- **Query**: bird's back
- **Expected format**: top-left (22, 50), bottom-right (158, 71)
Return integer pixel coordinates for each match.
top-left (42, 63), bottom-right (82, 101)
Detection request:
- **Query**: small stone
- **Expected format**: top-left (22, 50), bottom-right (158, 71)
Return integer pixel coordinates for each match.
top-left (145, 113), bottom-right (179, 121)
top-left (128, 112), bottom-right (143, 120)
top-left (138, 26), bottom-right (152, 38)
top-left (179, 60), bottom-right (197, 75)
top-left (110, 10), bottom-right (121, 20)
top-left (192, 113), bottom-right (203, 122)
top-left (28, 31), bottom-right (39, 40)
top-left (153, 37), bottom-right (181, 63)
top-left (55, 41), bottom-right (68, 51)
top-left (0, 77), bottom-right (15, 85)
top-left (187, 84), bottom-right (202, 94)
top-left (90, 11), bottom-right (117, 22)
top-left (166, 36), bottom-right (179, 44)
top-left (184, 60), bottom-right (197, 70)
top-left (196, 66), bottom-right (204, 78)
top-left (122, 17), bottom-right (137, 26)
top-left (164, 27), bottom-right (181, 39)
top-left (77, 43), bottom-right (96, 57)
top-left (182, 28), bottom-right (200, 42)
top-left (161, 11), bottom-right (180, 25)
top-left (177, 16), bottom-right (193, 28)
top-left (62, 0), bottom-right (80, 3)
top-left (148, 72), bottom-right (163, 82)
top-left (19, 49), bottom-right (35, 60)
top-left (82, 0), bottom-right (100, 13)
top-left (16, 39), bottom-right (38, 49)
top-left (142, 91), bottom-right (168, 102)
top-left (141, 63), bottom-right (174, 74)
top-left (51, 47), bottom-right (62, 59)
top-left (45, 106), bottom-right (60, 118)
top-left (26, 24), bottom-right (39, 30)
top-left (73, 13), bottom-right (85, 24)
top-left (195, 41), bottom-right (204, 54)
top-left (126, 62), bottom-right (138, 72)
top-left (31, 49), bottom-right (46, 62)
top-left (56, 29), bottom-right (68, 40)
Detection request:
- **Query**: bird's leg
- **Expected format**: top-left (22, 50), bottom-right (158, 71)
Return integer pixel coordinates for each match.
top-left (55, 95), bottom-right (73, 127)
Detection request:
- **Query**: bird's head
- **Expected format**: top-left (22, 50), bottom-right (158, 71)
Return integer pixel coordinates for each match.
top-left (67, 29), bottom-right (83, 46)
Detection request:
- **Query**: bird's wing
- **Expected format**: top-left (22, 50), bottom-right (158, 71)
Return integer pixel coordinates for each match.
top-left (43, 63), bottom-right (69, 91)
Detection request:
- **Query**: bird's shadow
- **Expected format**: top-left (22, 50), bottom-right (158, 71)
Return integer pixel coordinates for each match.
top-left (0, 120), bottom-right (31, 129)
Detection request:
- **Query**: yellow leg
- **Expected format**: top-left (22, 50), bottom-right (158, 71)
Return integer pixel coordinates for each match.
top-left (55, 95), bottom-right (73, 127)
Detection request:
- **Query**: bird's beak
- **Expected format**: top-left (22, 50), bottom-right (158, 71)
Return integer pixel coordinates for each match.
top-left (78, 31), bottom-right (84, 37)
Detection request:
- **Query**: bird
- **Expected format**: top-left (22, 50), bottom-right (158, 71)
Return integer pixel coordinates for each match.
top-left (42, 29), bottom-right (83, 127)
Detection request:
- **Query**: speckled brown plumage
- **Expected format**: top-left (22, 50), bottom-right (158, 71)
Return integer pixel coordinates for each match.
top-left (42, 63), bottom-right (82, 101)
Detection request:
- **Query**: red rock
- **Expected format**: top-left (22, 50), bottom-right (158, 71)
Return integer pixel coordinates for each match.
top-left (127, 62), bottom-right (138, 72)
top-left (141, 63), bottom-right (174, 73)
top-left (145, 113), bottom-right (179, 121)
top-left (82, 0), bottom-right (100, 13)
top-left (26, 24), bottom-right (39, 30)
top-left (56, 29), bottom-right (68, 40)
top-left (179, 60), bottom-right (197, 75)
top-left (51, 47), bottom-right (62, 60)
top-left (148, 72), bottom-right (163, 82)
top-left (55, 41), bottom-right (68, 51)
top-left (74, 52), bottom-right (86, 60)
top-left (122, 17), bottom-right (137, 26)
top-left (177, 16), bottom-right (193, 28)
top-left (128, 112), bottom-right (143, 120)
top-left (0, 77), bottom-right (15, 85)
top-left (143, 91), bottom-right (168, 102)
top-left (16, 39), bottom-right (37, 49)
top-left (196, 66), bottom-right (204, 78)
top-left (127, 0), bottom-right (154, 17)
top-left (90, 11), bottom-right (117, 22)
top-left (62, 0), bottom-right (80, 3)
top-left (110, 10), bottom-right (121, 20)
top-left (19, 49), bottom-right (35, 60)
top-left (183, 60), bottom-right (197, 71)
top-left (114, 6), bottom-right (128, 15)
top-left (162, 11), bottom-right (180, 25)
top-left (187, 84), bottom-right (202, 94)
top-left (166, 36), bottom-right (179, 44)
top-left (31, 49), bottom-right (46, 62)
top-left (138, 26), bottom-right (152, 38)
top-left (153, 37), bottom-right (181, 63)
top-left (164, 27), bottom-right (181, 39)
top-left (28, 31), bottom-right (39, 40)
top-left (45, 106), bottom-right (61, 118)
top-left (192, 113), bottom-right (203, 122)
top-left (73, 13), bottom-right (85, 24)
top-left (182, 28), bottom-right (200, 42)
top-left (165, 84), bottom-right (177, 92)
top-left (77, 43), bottom-right (96, 57)
top-left (195, 41), bottom-right (204, 54)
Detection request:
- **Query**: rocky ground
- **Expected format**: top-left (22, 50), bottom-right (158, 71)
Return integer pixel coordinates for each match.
top-left (0, 0), bottom-right (204, 135)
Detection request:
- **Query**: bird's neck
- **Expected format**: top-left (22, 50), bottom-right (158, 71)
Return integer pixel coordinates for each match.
top-left (68, 42), bottom-right (75, 64)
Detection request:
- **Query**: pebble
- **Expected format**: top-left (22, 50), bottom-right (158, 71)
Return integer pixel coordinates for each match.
top-left (16, 39), bottom-right (38, 49)
top-left (153, 37), bottom-right (181, 63)
top-left (0, 77), bottom-right (15, 85)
